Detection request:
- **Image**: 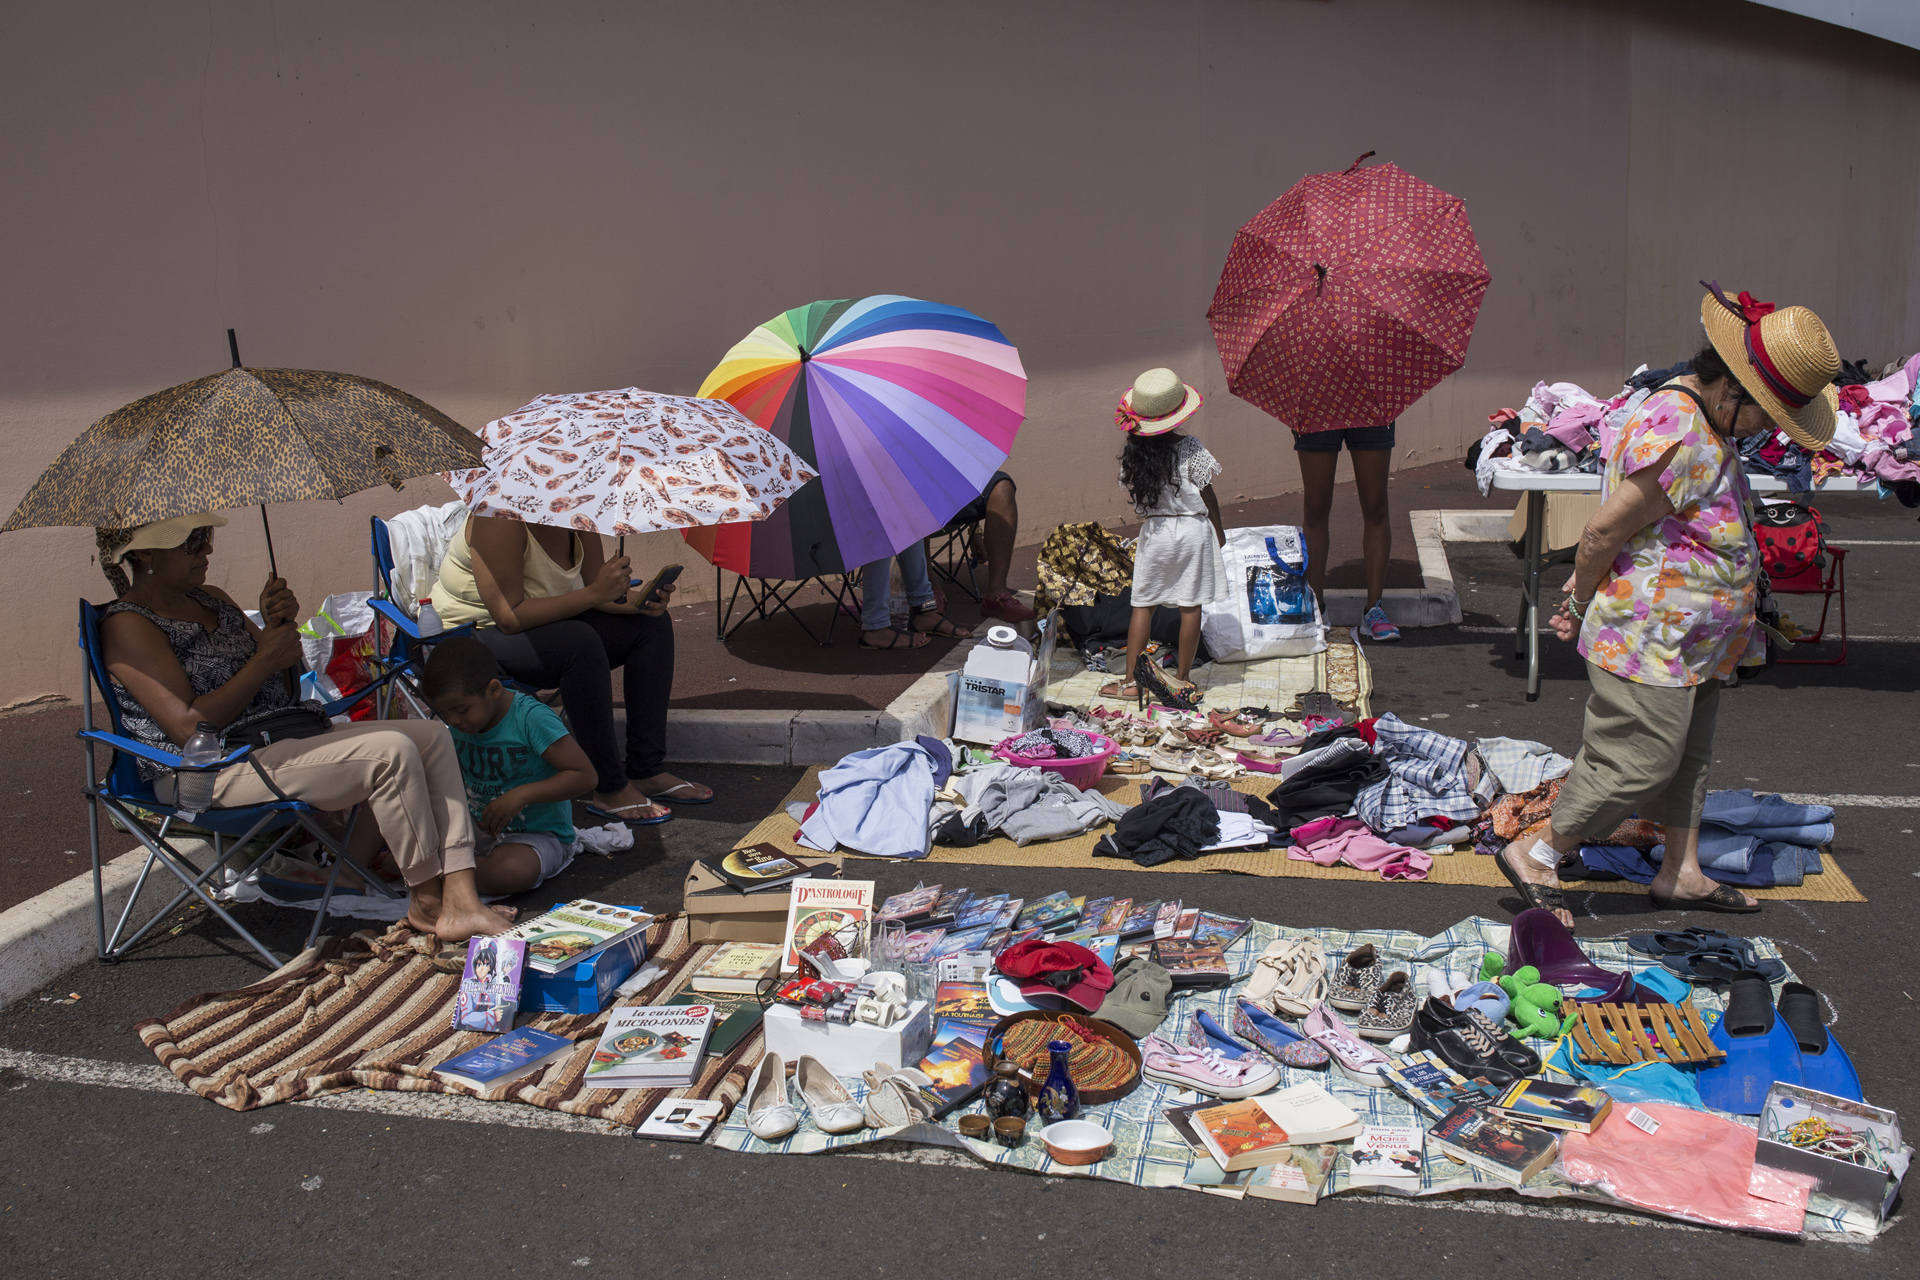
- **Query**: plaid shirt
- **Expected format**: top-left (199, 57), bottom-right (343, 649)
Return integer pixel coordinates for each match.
top-left (1355, 713), bottom-right (1482, 832)
top-left (1474, 735), bottom-right (1574, 797)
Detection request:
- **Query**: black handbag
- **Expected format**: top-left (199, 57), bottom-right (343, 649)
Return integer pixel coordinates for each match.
top-left (221, 702), bottom-right (332, 750)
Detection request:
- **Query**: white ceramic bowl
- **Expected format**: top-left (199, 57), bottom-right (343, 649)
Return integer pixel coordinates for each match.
top-left (1040, 1120), bottom-right (1113, 1165)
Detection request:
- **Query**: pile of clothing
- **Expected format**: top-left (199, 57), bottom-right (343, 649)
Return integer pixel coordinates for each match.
top-left (1472, 353), bottom-right (1920, 507)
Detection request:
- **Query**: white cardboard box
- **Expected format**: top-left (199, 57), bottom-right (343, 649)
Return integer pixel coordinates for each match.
top-left (951, 613), bottom-right (1059, 745)
top-left (762, 999), bottom-right (934, 1076)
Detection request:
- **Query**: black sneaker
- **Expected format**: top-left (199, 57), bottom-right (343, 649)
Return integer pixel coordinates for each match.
top-left (1410, 997), bottom-right (1539, 1087)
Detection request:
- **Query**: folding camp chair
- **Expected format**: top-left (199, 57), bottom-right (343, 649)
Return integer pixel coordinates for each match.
top-left (1772, 544), bottom-right (1849, 666)
top-left (713, 564), bottom-right (860, 646)
top-left (365, 515), bottom-right (474, 717)
top-left (928, 518), bottom-right (982, 603)
top-left (78, 600), bottom-right (404, 968)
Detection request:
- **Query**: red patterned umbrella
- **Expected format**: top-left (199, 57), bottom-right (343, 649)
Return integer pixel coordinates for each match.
top-left (1207, 153), bottom-right (1491, 433)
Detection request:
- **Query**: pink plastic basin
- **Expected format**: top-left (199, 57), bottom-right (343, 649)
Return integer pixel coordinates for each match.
top-left (991, 732), bottom-right (1118, 791)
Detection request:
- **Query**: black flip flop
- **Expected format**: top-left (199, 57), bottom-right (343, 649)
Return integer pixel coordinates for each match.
top-left (860, 627), bottom-right (927, 650)
top-left (1648, 883), bottom-right (1761, 914)
top-left (1496, 845), bottom-right (1567, 915)
top-left (1628, 926), bottom-right (1739, 957)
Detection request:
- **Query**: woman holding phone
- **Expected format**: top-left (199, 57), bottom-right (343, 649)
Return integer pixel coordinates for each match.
top-left (430, 515), bottom-right (708, 823)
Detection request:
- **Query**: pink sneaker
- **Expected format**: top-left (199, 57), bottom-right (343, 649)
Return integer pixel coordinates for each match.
top-left (1303, 1001), bottom-right (1391, 1088)
top-left (1140, 1034), bottom-right (1280, 1099)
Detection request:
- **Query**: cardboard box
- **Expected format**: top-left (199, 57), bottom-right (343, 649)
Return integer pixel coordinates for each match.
top-left (952, 612), bottom-right (1059, 745)
top-left (1507, 493), bottom-right (1602, 553)
top-left (1755, 1083), bottom-right (1908, 1223)
top-left (683, 855), bottom-right (844, 945)
top-left (521, 927), bottom-right (648, 1016)
top-left (763, 999), bottom-right (934, 1075)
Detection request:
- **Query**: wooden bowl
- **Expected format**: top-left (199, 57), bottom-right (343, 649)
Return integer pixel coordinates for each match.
top-left (1040, 1120), bottom-right (1113, 1165)
top-left (985, 1011), bottom-right (1143, 1106)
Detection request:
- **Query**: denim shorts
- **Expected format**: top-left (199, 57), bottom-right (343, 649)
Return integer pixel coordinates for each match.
top-left (1293, 422), bottom-right (1396, 453)
top-left (476, 828), bottom-right (574, 887)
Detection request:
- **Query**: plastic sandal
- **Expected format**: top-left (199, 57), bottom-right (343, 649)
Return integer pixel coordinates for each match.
top-left (1627, 927), bottom-right (1739, 957)
top-left (646, 780), bottom-right (714, 805)
top-left (584, 800), bottom-right (673, 826)
top-left (1648, 883), bottom-right (1761, 914)
top-left (1509, 908), bottom-right (1669, 1005)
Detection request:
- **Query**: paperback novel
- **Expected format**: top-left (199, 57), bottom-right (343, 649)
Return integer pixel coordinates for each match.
top-left (1426, 1103), bottom-right (1560, 1185)
top-left (1380, 1050), bottom-right (1500, 1120)
top-left (1245, 1144), bottom-right (1340, 1203)
top-left (1192, 1096), bottom-right (1295, 1171)
top-left (1347, 1124), bottom-right (1424, 1189)
top-left (433, 1028), bottom-right (574, 1092)
top-left (1489, 1077), bottom-right (1614, 1134)
top-left (686, 941), bottom-right (783, 994)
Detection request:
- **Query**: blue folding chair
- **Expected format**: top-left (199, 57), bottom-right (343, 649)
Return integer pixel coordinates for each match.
top-left (366, 515), bottom-right (477, 717)
top-left (78, 600), bottom-right (405, 968)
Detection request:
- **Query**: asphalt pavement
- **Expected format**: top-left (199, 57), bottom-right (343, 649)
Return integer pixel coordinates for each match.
top-left (3, 492), bottom-right (1917, 1277)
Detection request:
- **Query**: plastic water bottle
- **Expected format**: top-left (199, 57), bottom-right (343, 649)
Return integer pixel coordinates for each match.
top-left (416, 597), bottom-right (443, 636)
top-left (174, 722), bottom-right (223, 815)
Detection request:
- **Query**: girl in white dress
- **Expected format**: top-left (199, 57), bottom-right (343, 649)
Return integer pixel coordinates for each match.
top-left (1102, 368), bottom-right (1229, 703)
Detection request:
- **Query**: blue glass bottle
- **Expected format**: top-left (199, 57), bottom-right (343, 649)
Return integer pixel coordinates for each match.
top-left (1036, 1039), bottom-right (1079, 1123)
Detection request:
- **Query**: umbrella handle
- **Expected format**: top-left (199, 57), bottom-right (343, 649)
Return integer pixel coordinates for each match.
top-left (1345, 150), bottom-right (1376, 173)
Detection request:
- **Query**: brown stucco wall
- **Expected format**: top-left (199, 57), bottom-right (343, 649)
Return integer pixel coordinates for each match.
top-left (3, 0), bottom-right (1916, 706)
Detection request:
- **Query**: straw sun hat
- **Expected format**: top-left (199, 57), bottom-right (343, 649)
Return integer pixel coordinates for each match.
top-left (1115, 368), bottom-right (1202, 436)
top-left (1699, 282), bottom-right (1839, 450)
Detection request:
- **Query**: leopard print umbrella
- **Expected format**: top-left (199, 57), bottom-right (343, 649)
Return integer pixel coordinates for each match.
top-left (1, 366), bottom-right (483, 531)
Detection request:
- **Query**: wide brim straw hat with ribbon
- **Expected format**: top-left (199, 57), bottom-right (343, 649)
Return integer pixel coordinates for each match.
top-left (1699, 282), bottom-right (1840, 451)
top-left (1115, 367), bottom-right (1202, 436)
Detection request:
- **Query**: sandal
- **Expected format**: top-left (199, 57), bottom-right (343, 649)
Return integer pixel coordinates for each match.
top-left (645, 780), bottom-right (714, 805)
top-left (1628, 927), bottom-right (1739, 957)
top-left (1248, 937), bottom-right (1330, 1019)
top-left (1107, 749), bottom-right (1152, 775)
top-left (861, 627), bottom-right (928, 650)
top-left (1495, 844), bottom-right (1567, 915)
top-left (1149, 745), bottom-right (1195, 775)
top-left (1648, 884), bottom-right (1761, 914)
top-left (1098, 680), bottom-right (1140, 700)
top-left (584, 799), bottom-right (674, 826)
top-left (909, 604), bottom-right (972, 639)
top-left (1191, 749), bottom-right (1243, 781)
top-left (1236, 746), bottom-right (1290, 774)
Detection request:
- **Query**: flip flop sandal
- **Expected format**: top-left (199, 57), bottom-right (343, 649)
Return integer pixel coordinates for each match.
top-left (860, 627), bottom-right (928, 650)
top-left (646, 781), bottom-right (714, 805)
top-left (584, 800), bottom-right (674, 826)
top-left (1495, 845), bottom-right (1567, 915)
top-left (1628, 927), bottom-right (1740, 957)
top-left (1098, 681), bottom-right (1140, 700)
top-left (1673, 952), bottom-right (1787, 983)
top-left (1648, 884), bottom-right (1761, 914)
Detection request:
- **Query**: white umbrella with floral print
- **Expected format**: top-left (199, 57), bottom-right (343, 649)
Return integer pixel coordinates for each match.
top-left (444, 387), bottom-right (818, 535)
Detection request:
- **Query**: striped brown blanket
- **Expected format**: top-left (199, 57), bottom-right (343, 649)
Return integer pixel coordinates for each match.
top-left (134, 913), bottom-right (758, 1124)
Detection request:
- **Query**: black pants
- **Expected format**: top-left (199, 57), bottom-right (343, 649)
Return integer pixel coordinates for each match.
top-left (474, 611), bottom-right (673, 795)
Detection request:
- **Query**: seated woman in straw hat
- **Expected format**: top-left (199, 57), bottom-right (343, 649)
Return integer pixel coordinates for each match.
top-left (97, 516), bottom-right (509, 942)
top-left (1497, 284), bottom-right (1841, 925)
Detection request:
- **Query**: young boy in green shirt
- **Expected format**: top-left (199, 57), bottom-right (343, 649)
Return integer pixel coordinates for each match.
top-left (421, 637), bottom-right (596, 896)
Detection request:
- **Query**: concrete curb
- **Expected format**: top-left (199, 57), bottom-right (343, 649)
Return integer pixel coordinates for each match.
top-left (0, 848), bottom-right (181, 1010)
top-left (1317, 509), bottom-right (1464, 628)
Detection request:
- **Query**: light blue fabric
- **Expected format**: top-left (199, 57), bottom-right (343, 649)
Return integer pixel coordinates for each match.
top-left (1576, 841), bottom-right (1818, 888)
top-left (858, 542), bottom-right (936, 632)
top-left (797, 740), bottom-right (939, 859)
top-left (1700, 788), bottom-right (1835, 849)
top-left (1474, 736), bottom-right (1574, 796)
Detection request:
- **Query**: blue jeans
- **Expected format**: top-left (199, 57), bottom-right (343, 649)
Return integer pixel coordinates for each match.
top-left (860, 542), bottom-right (935, 632)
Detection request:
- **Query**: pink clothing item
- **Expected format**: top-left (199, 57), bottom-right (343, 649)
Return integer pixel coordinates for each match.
top-left (1544, 401), bottom-right (1602, 452)
top-left (1559, 1103), bottom-right (1815, 1236)
top-left (1837, 384), bottom-right (1871, 413)
top-left (1288, 817), bottom-right (1432, 880)
top-left (1863, 367), bottom-right (1911, 405)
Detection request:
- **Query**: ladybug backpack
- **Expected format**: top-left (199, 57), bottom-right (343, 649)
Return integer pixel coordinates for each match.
top-left (1753, 499), bottom-right (1827, 588)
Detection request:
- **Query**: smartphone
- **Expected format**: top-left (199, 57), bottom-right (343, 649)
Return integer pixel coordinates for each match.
top-left (630, 563), bottom-right (684, 606)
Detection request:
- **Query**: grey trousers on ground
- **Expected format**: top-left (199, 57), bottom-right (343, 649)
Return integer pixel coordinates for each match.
top-left (1550, 661), bottom-right (1722, 839)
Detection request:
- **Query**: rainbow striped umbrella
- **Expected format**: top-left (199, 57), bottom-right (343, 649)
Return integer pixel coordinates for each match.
top-left (685, 295), bottom-right (1025, 578)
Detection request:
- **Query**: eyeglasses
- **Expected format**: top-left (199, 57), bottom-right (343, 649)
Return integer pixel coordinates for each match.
top-left (178, 526), bottom-right (214, 555)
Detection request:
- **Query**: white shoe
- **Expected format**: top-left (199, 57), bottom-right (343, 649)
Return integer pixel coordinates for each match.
top-left (744, 1052), bottom-right (799, 1141)
top-left (795, 1054), bottom-right (866, 1134)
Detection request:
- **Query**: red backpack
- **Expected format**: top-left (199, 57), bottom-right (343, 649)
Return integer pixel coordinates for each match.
top-left (1753, 500), bottom-right (1826, 588)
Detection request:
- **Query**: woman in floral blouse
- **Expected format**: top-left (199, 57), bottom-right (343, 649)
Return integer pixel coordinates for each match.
top-left (1498, 286), bottom-right (1841, 924)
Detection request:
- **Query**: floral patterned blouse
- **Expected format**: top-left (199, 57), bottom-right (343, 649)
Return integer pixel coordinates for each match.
top-left (1578, 388), bottom-right (1763, 686)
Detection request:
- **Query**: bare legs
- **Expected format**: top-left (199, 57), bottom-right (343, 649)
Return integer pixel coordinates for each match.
top-left (1500, 821), bottom-right (1757, 931)
top-left (1351, 448), bottom-right (1393, 610)
top-left (1296, 449), bottom-right (1394, 610)
top-left (980, 477), bottom-right (1018, 599)
top-left (1118, 604), bottom-right (1203, 695)
top-left (1121, 605), bottom-right (1153, 698)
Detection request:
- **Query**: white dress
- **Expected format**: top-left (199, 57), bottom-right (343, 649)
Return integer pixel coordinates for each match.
top-left (1130, 435), bottom-right (1230, 608)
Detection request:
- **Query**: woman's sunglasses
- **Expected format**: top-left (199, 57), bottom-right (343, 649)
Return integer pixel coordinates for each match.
top-left (178, 526), bottom-right (214, 555)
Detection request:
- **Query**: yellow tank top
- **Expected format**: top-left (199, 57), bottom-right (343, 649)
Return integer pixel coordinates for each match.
top-left (429, 521), bottom-right (585, 629)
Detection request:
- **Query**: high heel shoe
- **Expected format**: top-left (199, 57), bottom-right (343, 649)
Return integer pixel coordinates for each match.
top-left (1134, 653), bottom-right (1202, 712)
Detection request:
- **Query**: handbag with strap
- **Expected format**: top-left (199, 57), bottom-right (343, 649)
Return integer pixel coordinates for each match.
top-left (221, 702), bottom-right (331, 751)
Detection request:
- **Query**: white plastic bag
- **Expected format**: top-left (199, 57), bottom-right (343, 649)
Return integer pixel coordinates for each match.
top-left (1200, 525), bottom-right (1325, 661)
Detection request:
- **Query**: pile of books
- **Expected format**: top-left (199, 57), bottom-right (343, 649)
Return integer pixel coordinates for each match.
top-left (1164, 1083), bottom-right (1361, 1203)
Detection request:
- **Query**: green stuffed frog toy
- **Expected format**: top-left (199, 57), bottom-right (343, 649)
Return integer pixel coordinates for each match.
top-left (1480, 953), bottom-right (1577, 1039)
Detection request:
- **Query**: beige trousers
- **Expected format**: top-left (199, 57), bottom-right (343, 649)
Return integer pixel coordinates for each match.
top-left (162, 720), bottom-right (477, 886)
top-left (1551, 661), bottom-right (1722, 839)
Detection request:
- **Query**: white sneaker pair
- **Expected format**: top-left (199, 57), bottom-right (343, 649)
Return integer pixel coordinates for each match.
top-left (744, 1052), bottom-right (866, 1139)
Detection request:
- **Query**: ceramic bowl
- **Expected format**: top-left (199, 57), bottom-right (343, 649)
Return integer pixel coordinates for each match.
top-left (1040, 1120), bottom-right (1113, 1165)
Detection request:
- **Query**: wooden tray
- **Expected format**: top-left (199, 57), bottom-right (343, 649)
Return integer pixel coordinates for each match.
top-left (1571, 1002), bottom-right (1727, 1066)
top-left (986, 1011), bottom-right (1143, 1105)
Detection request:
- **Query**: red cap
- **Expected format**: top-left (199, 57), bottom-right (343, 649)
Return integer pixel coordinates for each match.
top-left (994, 940), bottom-right (1113, 1013)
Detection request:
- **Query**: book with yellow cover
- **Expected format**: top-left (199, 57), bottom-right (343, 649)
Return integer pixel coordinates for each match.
top-left (686, 941), bottom-right (783, 994)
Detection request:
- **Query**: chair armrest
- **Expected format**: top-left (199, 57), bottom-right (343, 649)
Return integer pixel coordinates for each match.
top-left (76, 729), bottom-right (252, 771)
top-left (368, 596), bottom-right (421, 639)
